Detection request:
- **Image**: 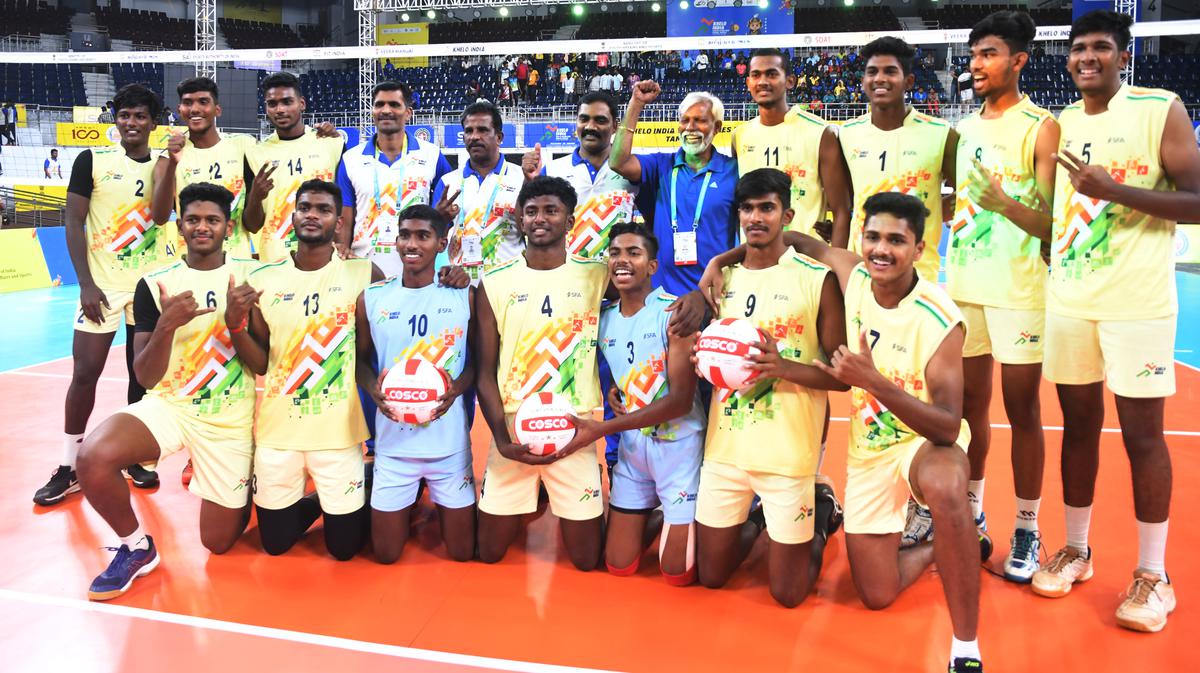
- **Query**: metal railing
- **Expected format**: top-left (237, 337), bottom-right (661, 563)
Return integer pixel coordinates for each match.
top-left (0, 185), bottom-right (67, 229)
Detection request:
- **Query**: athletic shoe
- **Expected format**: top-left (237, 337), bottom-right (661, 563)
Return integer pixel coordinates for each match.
top-left (814, 475), bottom-right (843, 538)
top-left (1115, 571), bottom-right (1176, 633)
top-left (87, 535), bottom-right (160, 601)
top-left (123, 464), bottom-right (159, 489)
top-left (1003, 528), bottom-right (1042, 583)
top-left (33, 465), bottom-right (80, 505)
top-left (1031, 545), bottom-right (1093, 598)
top-left (180, 460), bottom-right (193, 487)
top-left (976, 513), bottom-right (993, 562)
top-left (948, 657), bottom-right (983, 672)
top-left (748, 496), bottom-right (766, 530)
top-left (901, 499), bottom-right (934, 548)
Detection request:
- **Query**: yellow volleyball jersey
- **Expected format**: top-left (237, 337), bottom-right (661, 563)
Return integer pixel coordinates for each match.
top-left (704, 251), bottom-right (830, 477)
top-left (948, 96), bottom-right (1051, 309)
top-left (1050, 85), bottom-right (1179, 320)
top-left (483, 254), bottom-right (607, 414)
top-left (245, 129), bottom-right (343, 263)
top-left (734, 108), bottom-right (828, 236)
top-left (840, 109), bottom-right (951, 282)
top-left (252, 255), bottom-right (373, 451)
top-left (169, 133), bottom-right (256, 257)
top-left (141, 257), bottom-right (259, 429)
top-left (86, 146), bottom-right (174, 292)
top-left (844, 264), bottom-right (965, 462)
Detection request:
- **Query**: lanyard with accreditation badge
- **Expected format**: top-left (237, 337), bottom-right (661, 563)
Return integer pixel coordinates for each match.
top-left (458, 162), bottom-right (509, 267)
top-left (669, 165), bottom-right (712, 266)
top-left (371, 134), bottom-right (408, 255)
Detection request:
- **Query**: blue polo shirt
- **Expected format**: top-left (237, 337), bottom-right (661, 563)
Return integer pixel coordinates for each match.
top-left (334, 129), bottom-right (452, 207)
top-left (634, 148), bottom-right (738, 296)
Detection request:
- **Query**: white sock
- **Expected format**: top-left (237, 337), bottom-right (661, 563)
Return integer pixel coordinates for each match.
top-left (120, 525), bottom-right (149, 551)
top-left (1135, 519), bottom-right (1169, 579)
top-left (816, 442), bottom-right (826, 473)
top-left (950, 636), bottom-right (980, 661)
top-left (64, 433), bottom-right (84, 469)
top-left (967, 479), bottom-right (985, 520)
top-left (1014, 497), bottom-right (1040, 532)
top-left (1064, 504), bottom-right (1092, 553)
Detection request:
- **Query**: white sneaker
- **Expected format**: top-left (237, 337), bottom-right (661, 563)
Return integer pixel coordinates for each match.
top-left (1115, 571), bottom-right (1176, 633)
top-left (1031, 545), bottom-right (1093, 598)
top-left (901, 498), bottom-right (934, 548)
top-left (1003, 528), bottom-right (1042, 583)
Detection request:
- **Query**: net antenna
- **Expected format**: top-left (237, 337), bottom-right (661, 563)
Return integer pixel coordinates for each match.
top-left (1114, 0), bottom-right (1137, 84)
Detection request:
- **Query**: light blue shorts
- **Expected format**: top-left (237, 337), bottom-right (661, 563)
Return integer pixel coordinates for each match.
top-left (610, 430), bottom-right (703, 525)
top-left (371, 450), bottom-right (476, 512)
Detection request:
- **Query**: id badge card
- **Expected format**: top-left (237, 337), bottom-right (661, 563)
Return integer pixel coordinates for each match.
top-left (462, 233), bottom-right (484, 266)
top-left (673, 230), bottom-right (698, 266)
top-left (374, 222), bottom-right (397, 255)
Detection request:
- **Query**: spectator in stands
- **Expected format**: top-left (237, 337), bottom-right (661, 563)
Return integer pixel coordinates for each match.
top-left (2, 102), bottom-right (16, 145)
top-left (681, 53), bottom-right (694, 73)
top-left (957, 67), bottom-right (975, 103)
top-left (563, 71), bottom-right (577, 105)
top-left (516, 57), bottom-right (530, 100)
top-left (653, 53), bottom-right (667, 82)
top-left (913, 86), bottom-right (929, 108)
top-left (696, 51), bottom-right (710, 71)
top-left (528, 67), bottom-right (540, 103)
top-left (45, 149), bottom-right (63, 179)
top-left (467, 80), bottom-right (482, 101)
top-left (927, 89), bottom-right (941, 116)
top-left (590, 72), bottom-right (603, 92)
top-left (98, 101), bottom-right (115, 124)
top-left (735, 58), bottom-right (747, 77)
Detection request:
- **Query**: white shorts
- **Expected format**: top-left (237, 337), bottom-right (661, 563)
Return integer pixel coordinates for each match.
top-left (371, 450), bottom-right (476, 512)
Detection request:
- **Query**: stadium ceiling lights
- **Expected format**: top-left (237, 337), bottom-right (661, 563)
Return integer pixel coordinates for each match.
top-left (499, 6), bottom-right (509, 15)
top-left (401, 11), bottom-right (410, 20)
top-left (651, 2), bottom-right (661, 10)
top-left (678, 0), bottom-right (687, 9)
top-left (758, 0), bottom-right (768, 7)
top-left (426, 9), bottom-right (436, 19)
top-left (573, 4), bottom-right (585, 15)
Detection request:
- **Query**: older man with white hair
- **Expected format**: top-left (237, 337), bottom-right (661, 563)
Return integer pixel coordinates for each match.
top-left (610, 82), bottom-right (739, 299)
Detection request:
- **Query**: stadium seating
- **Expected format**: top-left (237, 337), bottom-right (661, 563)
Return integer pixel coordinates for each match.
top-left (111, 63), bottom-right (166, 102)
top-left (921, 3), bottom-right (1072, 30)
top-left (95, 6), bottom-right (194, 51)
top-left (0, 0), bottom-right (73, 37)
top-left (219, 18), bottom-right (303, 50)
top-left (795, 6), bottom-right (901, 34)
top-left (298, 24), bottom-right (327, 48)
top-left (0, 63), bottom-right (85, 107)
top-left (575, 10), bottom-right (667, 39)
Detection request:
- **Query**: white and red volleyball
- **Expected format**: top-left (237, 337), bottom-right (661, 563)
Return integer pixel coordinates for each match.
top-left (514, 392), bottom-right (577, 456)
top-left (380, 358), bottom-right (450, 424)
top-left (696, 318), bottom-right (767, 390)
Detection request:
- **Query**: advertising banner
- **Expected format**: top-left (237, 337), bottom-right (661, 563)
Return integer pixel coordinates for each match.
top-left (0, 229), bottom-right (53, 293)
top-left (523, 122), bottom-right (578, 149)
top-left (56, 123), bottom-right (187, 148)
top-left (668, 0), bottom-right (794, 38)
top-left (443, 123), bottom-right (517, 149)
top-left (73, 106), bottom-right (103, 123)
top-left (629, 120), bottom-right (744, 149)
top-left (378, 24), bottom-right (430, 67)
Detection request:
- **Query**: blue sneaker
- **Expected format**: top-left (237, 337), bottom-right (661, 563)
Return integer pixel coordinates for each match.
top-left (1003, 528), bottom-right (1042, 583)
top-left (88, 536), bottom-right (159, 601)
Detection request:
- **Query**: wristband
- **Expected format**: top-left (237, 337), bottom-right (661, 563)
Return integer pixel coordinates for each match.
top-left (229, 317), bottom-right (248, 334)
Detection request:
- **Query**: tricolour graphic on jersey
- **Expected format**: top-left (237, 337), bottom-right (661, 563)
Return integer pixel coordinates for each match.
top-left (456, 201), bottom-right (515, 268)
top-left (501, 311), bottom-right (598, 410)
top-left (1055, 187), bottom-right (1114, 276)
top-left (163, 320), bottom-right (250, 414)
top-left (568, 192), bottom-right (631, 258)
top-left (268, 312), bottom-right (355, 415)
top-left (850, 171), bottom-right (929, 248)
top-left (392, 326), bottom-right (465, 373)
top-left (101, 201), bottom-right (161, 268)
top-left (851, 388), bottom-right (910, 451)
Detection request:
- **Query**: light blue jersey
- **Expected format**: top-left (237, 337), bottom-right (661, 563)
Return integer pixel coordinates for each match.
top-left (365, 278), bottom-right (471, 458)
top-left (599, 287), bottom-right (705, 440)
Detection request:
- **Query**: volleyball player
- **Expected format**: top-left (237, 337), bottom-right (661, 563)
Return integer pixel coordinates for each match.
top-left (840, 37), bottom-right (957, 283)
top-left (474, 176), bottom-right (607, 571)
top-left (1032, 10), bottom-right (1200, 632)
top-left (151, 76), bottom-right (256, 259)
top-left (34, 84), bottom-right (172, 506)
top-left (557, 221), bottom-right (705, 585)
top-left (227, 179), bottom-right (383, 560)
top-left (244, 72), bottom-right (345, 263)
top-left (947, 11), bottom-right (1059, 582)
top-left (691, 168), bottom-right (847, 608)
top-left (732, 47), bottom-right (852, 245)
top-left (76, 183), bottom-right (257, 600)
top-left (336, 81), bottom-right (451, 276)
top-left (357, 204), bottom-right (477, 564)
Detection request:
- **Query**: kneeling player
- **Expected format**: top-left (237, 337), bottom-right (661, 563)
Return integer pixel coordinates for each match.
top-left (227, 180), bottom-right (383, 560)
top-left (692, 169), bottom-right (847, 607)
top-left (357, 205), bottom-right (477, 563)
top-left (720, 193), bottom-right (983, 671)
top-left (559, 222), bottom-right (705, 585)
top-left (474, 176), bottom-right (609, 571)
top-left (77, 183), bottom-right (256, 600)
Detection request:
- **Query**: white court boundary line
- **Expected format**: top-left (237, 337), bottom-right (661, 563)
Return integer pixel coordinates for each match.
top-left (0, 345), bottom-right (122, 375)
top-left (0, 589), bottom-right (616, 673)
